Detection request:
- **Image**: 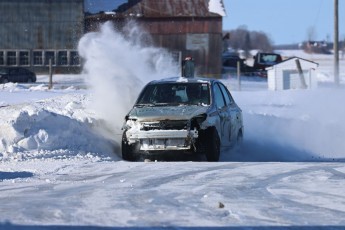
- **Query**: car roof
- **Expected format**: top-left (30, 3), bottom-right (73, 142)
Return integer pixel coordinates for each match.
top-left (147, 76), bottom-right (219, 85)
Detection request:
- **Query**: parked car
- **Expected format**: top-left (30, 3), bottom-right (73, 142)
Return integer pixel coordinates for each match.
top-left (0, 67), bottom-right (37, 83)
top-left (222, 53), bottom-right (246, 74)
top-left (121, 76), bottom-right (243, 161)
top-left (222, 52), bottom-right (283, 77)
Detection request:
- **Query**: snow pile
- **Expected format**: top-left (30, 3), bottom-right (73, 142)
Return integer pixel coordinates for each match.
top-left (78, 21), bottom-right (179, 141)
top-left (208, 0), bottom-right (226, 16)
top-left (0, 91), bottom-right (117, 161)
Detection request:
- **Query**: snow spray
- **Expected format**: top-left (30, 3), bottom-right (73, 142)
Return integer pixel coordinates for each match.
top-left (78, 21), bottom-right (179, 143)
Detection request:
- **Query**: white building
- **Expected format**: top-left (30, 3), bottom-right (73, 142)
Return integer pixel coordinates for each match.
top-left (267, 57), bottom-right (318, 90)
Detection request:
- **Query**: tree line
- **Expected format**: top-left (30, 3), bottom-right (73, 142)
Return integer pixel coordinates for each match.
top-left (223, 26), bottom-right (273, 56)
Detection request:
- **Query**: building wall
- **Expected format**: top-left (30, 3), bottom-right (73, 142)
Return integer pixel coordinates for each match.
top-left (86, 16), bottom-right (223, 76)
top-left (0, 0), bottom-right (84, 73)
top-left (139, 17), bottom-right (222, 76)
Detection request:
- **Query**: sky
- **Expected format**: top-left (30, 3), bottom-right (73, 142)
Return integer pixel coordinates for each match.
top-left (84, 0), bottom-right (344, 45)
top-left (223, 0), bottom-right (344, 45)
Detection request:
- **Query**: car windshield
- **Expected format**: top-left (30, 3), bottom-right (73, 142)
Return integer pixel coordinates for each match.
top-left (258, 53), bottom-right (282, 64)
top-left (136, 82), bottom-right (210, 106)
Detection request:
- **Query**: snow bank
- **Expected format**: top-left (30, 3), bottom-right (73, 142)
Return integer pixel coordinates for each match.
top-left (0, 92), bottom-right (117, 161)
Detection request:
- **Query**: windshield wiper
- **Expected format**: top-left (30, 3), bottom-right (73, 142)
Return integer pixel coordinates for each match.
top-left (135, 103), bottom-right (155, 107)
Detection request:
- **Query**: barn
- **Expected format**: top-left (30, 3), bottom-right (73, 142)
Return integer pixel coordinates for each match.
top-left (267, 57), bottom-right (319, 90)
top-left (85, 0), bottom-right (226, 76)
top-left (0, 0), bottom-right (84, 73)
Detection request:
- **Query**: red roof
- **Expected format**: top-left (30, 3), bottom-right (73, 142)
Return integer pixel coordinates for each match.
top-left (113, 0), bottom-right (225, 18)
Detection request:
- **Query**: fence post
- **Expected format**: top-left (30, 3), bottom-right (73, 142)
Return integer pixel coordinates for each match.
top-left (48, 58), bottom-right (53, 89)
top-left (237, 61), bottom-right (241, 91)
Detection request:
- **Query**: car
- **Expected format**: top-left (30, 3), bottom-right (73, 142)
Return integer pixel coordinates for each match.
top-left (121, 76), bottom-right (244, 161)
top-left (222, 52), bottom-right (283, 77)
top-left (0, 67), bottom-right (37, 83)
top-left (222, 53), bottom-right (246, 74)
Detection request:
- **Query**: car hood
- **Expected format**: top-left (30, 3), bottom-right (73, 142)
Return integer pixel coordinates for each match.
top-left (128, 105), bottom-right (209, 121)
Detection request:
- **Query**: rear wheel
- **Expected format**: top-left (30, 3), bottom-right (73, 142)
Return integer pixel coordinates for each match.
top-left (237, 129), bottom-right (243, 145)
top-left (205, 128), bottom-right (220, 162)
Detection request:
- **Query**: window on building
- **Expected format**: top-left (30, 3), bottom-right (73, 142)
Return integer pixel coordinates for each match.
top-left (33, 51), bottom-right (43, 66)
top-left (0, 51), bottom-right (4, 65)
top-left (57, 51), bottom-right (68, 65)
top-left (19, 51), bottom-right (30, 66)
top-left (7, 51), bottom-right (17, 66)
top-left (45, 51), bottom-right (55, 65)
top-left (70, 51), bottom-right (80, 66)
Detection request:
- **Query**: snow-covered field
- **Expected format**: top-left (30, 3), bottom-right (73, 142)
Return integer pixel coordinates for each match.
top-left (1, 23), bottom-right (345, 229)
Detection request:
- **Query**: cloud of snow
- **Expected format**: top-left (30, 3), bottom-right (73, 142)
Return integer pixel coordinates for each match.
top-left (231, 87), bottom-right (345, 161)
top-left (78, 21), bottom-right (179, 142)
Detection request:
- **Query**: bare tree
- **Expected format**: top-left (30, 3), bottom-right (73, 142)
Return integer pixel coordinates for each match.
top-left (224, 26), bottom-right (273, 53)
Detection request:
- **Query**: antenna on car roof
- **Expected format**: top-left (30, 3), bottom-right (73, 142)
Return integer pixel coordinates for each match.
top-left (181, 56), bottom-right (194, 78)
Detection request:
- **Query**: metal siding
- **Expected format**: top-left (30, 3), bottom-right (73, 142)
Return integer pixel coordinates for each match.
top-left (84, 0), bottom-right (224, 76)
top-left (138, 18), bottom-right (221, 34)
top-left (119, 0), bottom-right (223, 17)
top-left (0, 0), bottom-right (84, 49)
top-left (151, 32), bottom-right (222, 76)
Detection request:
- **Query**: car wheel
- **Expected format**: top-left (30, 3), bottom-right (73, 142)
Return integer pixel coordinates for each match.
top-left (237, 129), bottom-right (243, 145)
top-left (121, 131), bottom-right (136, 161)
top-left (205, 128), bottom-right (220, 162)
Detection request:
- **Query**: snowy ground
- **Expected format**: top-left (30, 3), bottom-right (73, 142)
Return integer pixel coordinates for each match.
top-left (1, 24), bottom-right (345, 229)
top-left (1, 73), bottom-right (345, 229)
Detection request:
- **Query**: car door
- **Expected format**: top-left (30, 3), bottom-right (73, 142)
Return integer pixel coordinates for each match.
top-left (9, 68), bottom-right (20, 82)
top-left (17, 68), bottom-right (26, 82)
top-left (218, 83), bottom-right (241, 144)
top-left (213, 83), bottom-right (231, 147)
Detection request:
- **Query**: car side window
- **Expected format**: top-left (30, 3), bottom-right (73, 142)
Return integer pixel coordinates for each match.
top-left (218, 83), bottom-right (233, 105)
top-left (213, 84), bottom-right (226, 109)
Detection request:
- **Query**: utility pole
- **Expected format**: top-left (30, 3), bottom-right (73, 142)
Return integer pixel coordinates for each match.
top-left (334, 0), bottom-right (339, 85)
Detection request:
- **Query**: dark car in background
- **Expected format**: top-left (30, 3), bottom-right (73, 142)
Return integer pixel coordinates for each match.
top-left (222, 52), bottom-right (283, 77)
top-left (121, 76), bottom-right (244, 162)
top-left (0, 67), bottom-right (37, 83)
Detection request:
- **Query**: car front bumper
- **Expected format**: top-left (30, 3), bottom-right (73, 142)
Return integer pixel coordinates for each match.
top-left (126, 129), bottom-right (198, 151)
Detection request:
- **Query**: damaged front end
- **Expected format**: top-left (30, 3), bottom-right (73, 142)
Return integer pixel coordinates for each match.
top-left (122, 113), bottom-right (208, 153)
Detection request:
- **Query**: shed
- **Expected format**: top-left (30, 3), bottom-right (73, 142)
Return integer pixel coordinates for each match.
top-left (85, 0), bottom-right (226, 76)
top-left (267, 57), bottom-right (318, 90)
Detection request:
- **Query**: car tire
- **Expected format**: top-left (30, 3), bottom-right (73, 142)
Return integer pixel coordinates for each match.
top-left (205, 128), bottom-right (220, 162)
top-left (237, 129), bottom-right (243, 145)
top-left (121, 131), bottom-right (136, 161)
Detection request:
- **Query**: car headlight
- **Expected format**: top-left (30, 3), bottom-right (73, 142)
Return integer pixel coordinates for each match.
top-left (190, 113), bottom-right (207, 129)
